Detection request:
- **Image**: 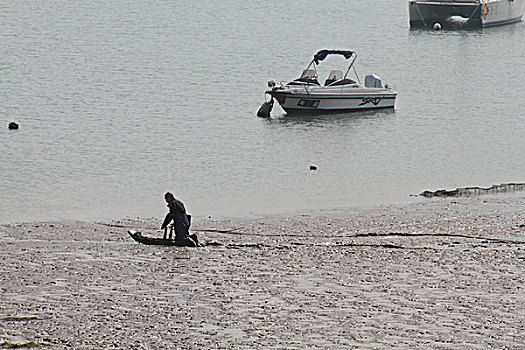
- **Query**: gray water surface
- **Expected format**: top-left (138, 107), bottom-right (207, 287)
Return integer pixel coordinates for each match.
top-left (1, 0), bottom-right (524, 223)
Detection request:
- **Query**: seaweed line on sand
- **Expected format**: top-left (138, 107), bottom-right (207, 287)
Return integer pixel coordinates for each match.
top-left (1, 317), bottom-right (38, 322)
top-left (0, 341), bottom-right (44, 349)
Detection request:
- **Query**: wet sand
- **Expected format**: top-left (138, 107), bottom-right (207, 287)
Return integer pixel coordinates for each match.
top-left (1, 195), bottom-right (525, 349)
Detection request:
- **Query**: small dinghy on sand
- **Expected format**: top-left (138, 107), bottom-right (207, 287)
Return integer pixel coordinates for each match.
top-left (128, 227), bottom-right (199, 247)
top-left (128, 230), bottom-right (178, 246)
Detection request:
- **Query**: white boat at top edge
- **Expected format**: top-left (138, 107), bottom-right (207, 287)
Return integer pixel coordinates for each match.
top-left (264, 50), bottom-right (397, 114)
top-left (409, 0), bottom-right (525, 28)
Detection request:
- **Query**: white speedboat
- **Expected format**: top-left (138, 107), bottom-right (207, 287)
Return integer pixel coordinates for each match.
top-left (409, 0), bottom-right (525, 28)
top-left (260, 50), bottom-right (397, 115)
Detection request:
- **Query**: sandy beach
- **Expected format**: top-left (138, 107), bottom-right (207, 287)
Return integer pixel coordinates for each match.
top-left (1, 194), bottom-right (525, 349)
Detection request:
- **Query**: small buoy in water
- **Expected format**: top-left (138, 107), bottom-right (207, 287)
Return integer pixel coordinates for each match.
top-left (8, 121), bottom-right (19, 130)
top-left (433, 22), bottom-right (442, 30)
top-left (257, 98), bottom-right (274, 118)
top-left (309, 165), bottom-right (318, 171)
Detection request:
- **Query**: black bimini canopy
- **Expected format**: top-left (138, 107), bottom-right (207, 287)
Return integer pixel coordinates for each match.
top-left (313, 50), bottom-right (354, 64)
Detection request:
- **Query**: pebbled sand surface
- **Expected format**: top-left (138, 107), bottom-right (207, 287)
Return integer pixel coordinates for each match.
top-left (1, 195), bottom-right (525, 349)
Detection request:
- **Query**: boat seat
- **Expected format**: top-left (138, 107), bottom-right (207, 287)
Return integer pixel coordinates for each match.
top-left (325, 70), bottom-right (344, 86)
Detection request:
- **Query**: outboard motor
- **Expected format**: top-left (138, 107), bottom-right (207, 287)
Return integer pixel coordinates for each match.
top-left (257, 97), bottom-right (274, 118)
top-left (364, 74), bottom-right (383, 88)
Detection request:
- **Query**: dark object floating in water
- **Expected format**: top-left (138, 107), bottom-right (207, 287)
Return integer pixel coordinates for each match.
top-left (420, 183), bottom-right (525, 198)
top-left (257, 98), bottom-right (273, 118)
top-left (8, 122), bottom-right (19, 130)
top-left (309, 165), bottom-right (318, 170)
top-left (128, 230), bottom-right (198, 247)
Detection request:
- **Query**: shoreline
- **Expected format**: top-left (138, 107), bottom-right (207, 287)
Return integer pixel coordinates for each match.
top-left (1, 194), bottom-right (524, 348)
top-left (0, 193), bottom-right (428, 227)
top-left (2, 182), bottom-right (523, 226)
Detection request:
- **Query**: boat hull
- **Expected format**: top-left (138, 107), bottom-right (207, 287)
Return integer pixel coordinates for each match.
top-left (482, 0), bottom-right (525, 26)
top-left (271, 90), bottom-right (397, 113)
top-left (408, 0), bottom-right (525, 28)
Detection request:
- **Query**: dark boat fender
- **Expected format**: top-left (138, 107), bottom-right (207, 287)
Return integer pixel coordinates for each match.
top-left (257, 98), bottom-right (274, 118)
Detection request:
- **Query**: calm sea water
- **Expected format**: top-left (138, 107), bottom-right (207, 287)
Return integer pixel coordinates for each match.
top-left (1, 0), bottom-right (524, 223)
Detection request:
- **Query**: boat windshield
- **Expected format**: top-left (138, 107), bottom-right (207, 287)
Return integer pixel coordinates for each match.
top-left (326, 78), bottom-right (357, 87)
top-left (288, 69), bottom-right (320, 85)
top-left (300, 69), bottom-right (317, 79)
top-left (288, 78), bottom-right (320, 86)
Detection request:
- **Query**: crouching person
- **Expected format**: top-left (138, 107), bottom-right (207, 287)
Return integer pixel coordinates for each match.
top-left (161, 192), bottom-right (198, 247)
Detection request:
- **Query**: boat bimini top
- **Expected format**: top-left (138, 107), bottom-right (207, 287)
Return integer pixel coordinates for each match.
top-left (286, 50), bottom-right (360, 88)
